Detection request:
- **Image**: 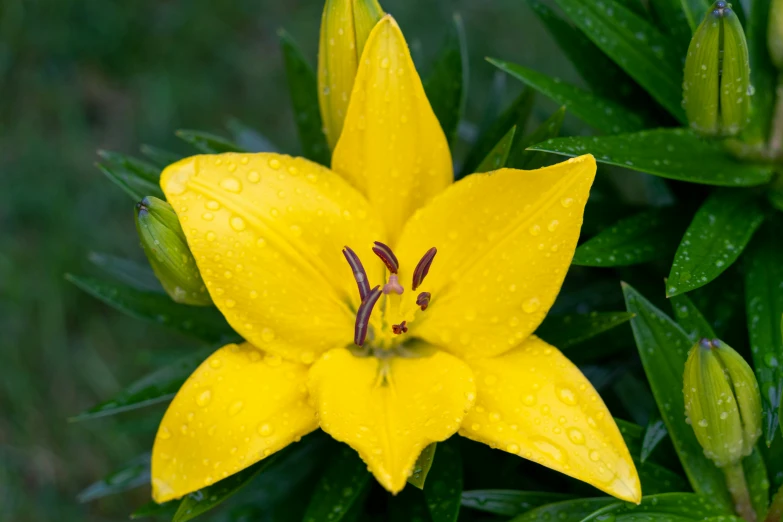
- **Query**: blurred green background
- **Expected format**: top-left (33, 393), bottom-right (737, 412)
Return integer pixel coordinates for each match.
top-left (0, 0), bottom-right (577, 519)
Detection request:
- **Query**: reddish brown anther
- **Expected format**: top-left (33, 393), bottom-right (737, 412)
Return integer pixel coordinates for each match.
top-left (372, 241), bottom-right (399, 274)
top-left (416, 292), bottom-right (431, 310)
top-left (412, 247), bottom-right (437, 291)
top-left (354, 286), bottom-right (382, 346)
top-left (392, 321), bottom-right (408, 335)
top-left (343, 246), bottom-right (371, 300)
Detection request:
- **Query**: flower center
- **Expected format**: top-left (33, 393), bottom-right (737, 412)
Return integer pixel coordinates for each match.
top-left (342, 241), bottom-right (437, 351)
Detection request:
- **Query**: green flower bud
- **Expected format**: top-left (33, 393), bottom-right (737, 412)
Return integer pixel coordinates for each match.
top-left (684, 338), bottom-right (762, 468)
top-left (135, 196), bottom-right (211, 306)
top-left (770, 0), bottom-right (783, 70)
top-left (683, 1), bottom-right (751, 137)
top-left (318, 0), bottom-right (385, 150)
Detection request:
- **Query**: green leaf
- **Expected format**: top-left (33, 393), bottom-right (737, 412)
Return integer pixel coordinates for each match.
top-left (509, 106), bottom-right (567, 170)
top-left (96, 161), bottom-right (163, 202)
top-left (745, 0), bottom-right (776, 144)
top-left (535, 311), bottom-right (635, 349)
top-left (744, 447), bottom-right (770, 520)
top-left (623, 283), bottom-right (732, 508)
top-left (389, 488), bottom-right (432, 522)
top-left (424, 14), bottom-right (468, 146)
top-left (551, 0), bottom-right (687, 121)
top-left (98, 150), bottom-right (160, 183)
top-left (670, 292), bottom-right (717, 340)
top-left (488, 58), bottom-right (649, 134)
top-left (424, 438), bottom-right (462, 522)
top-left (581, 492), bottom-right (735, 521)
top-left (176, 129), bottom-right (246, 154)
top-left (680, 0), bottom-right (710, 31)
top-left (475, 126), bottom-right (516, 173)
top-left (641, 417), bottom-right (669, 463)
top-left (140, 144), bottom-right (183, 168)
top-left (87, 252), bottom-right (162, 293)
top-left (573, 208), bottom-right (680, 267)
top-left (226, 118), bottom-right (277, 153)
top-left (531, 129), bottom-right (773, 186)
top-left (408, 443), bottom-right (437, 489)
top-left (744, 223), bottom-right (783, 446)
top-left (70, 347), bottom-right (211, 421)
top-left (667, 189), bottom-right (765, 297)
top-left (459, 89), bottom-right (534, 179)
top-left (302, 445), bottom-right (369, 522)
top-left (460, 490), bottom-right (573, 517)
top-left (130, 500), bottom-right (177, 519)
top-left (66, 274), bottom-right (235, 343)
top-left (527, 0), bottom-right (653, 109)
top-left (77, 453), bottom-right (150, 502)
top-left (509, 498), bottom-right (617, 522)
top-left (648, 0), bottom-right (693, 48)
top-left (634, 456), bottom-right (690, 494)
top-left (278, 29), bottom-right (330, 166)
top-left (172, 454), bottom-right (281, 522)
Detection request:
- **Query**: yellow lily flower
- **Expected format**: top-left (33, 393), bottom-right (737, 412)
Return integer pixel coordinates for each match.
top-left (151, 15), bottom-right (641, 504)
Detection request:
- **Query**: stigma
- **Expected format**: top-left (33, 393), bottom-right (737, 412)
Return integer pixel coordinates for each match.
top-left (343, 242), bottom-right (438, 347)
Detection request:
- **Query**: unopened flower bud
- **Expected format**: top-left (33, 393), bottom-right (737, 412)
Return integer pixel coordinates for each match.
top-left (135, 196), bottom-right (211, 306)
top-left (318, 0), bottom-right (384, 149)
top-left (683, 338), bottom-right (762, 468)
top-left (770, 0), bottom-right (783, 70)
top-left (683, 1), bottom-right (751, 137)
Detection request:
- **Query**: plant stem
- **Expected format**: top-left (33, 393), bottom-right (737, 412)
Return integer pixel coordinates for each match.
top-left (766, 484), bottom-right (783, 522)
top-left (724, 461), bottom-right (756, 522)
top-left (769, 73), bottom-right (783, 160)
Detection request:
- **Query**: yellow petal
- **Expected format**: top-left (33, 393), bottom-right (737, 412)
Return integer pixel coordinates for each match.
top-left (151, 342), bottom-right (317, 502)
top-left (395, 155), bottom-right (597, 359)
top-left (460, 336), bottom-right (641, 503)
top-left (160, 153), bottom-right (385, 363)
top-left (332, 15), bottom-right (452, 243)
top-left (308, 348), bottom-right (475, 493)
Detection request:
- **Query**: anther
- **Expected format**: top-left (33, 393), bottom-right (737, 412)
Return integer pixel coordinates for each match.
top-left (383, 274), bottom-right (404, 295)
top-left (372, 241), bottom-right (399, 274)
top-left (412, 247), bottom-right (437, 291)
top-left (392, 321), bottom-right (408, 335)
top-left (342, 246), bottom-right (370, 300)
top-left (354, 286), bottom-right (382, 346)
top-left (416, 292), bottom-right (431, 311)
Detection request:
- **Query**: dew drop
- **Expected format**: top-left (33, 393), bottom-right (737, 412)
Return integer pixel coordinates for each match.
top-left (209, 358), bottom-right (222, 369)
top-left (229, 401), bottom-right (244, 416)
top-left (568, 428), bottom-right (585, 445)
top-left (268, 158), bottom-right (281, 170)
top-left (380, 57), bottom-right (390, 68)
top-left (258, 423), bottom-right (274, 436)
top-left (561, 197), bottom-right (574, 208)
top-left (523, 394), bottom-right (536, 406)
top-left (529, 224), bottom-right (541, 236)
top-left (523, 297), bottom-right (541, 314)
top-left (230, 216), bottom-right (246, 231)
top-left (507, 443), bottom-right (520, 453)
top-left (159, 427), bottom-right (171, 439)
top-left (247, 171), bottom-right (260, 183)
top-left (548, 220), bottom-right (560, 232)
top-left (557, 386), bottom-right (578, 406)
top-left (220, 177), bottom-right (242, 193)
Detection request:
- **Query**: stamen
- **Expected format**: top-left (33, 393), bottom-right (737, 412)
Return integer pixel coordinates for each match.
top-left (343, 246), bottom-right (370, 300)
top-left (392, 321), bottom-right (408, 335)
top-left (372, 241), bottom-right (399, 274)
top-left (383, 274), bottom-right (404, 295)
top-left (412, 247), bottom-right (437, 291)
top-left (416, 292), bottom-right (431, 310)
top-left (354, 285), bottom-right (382, 346)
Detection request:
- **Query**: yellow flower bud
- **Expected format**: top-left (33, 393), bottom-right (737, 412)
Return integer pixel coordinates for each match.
top-left (683, 1), bottom-right (751, 137)
top-left (683, 338), bottom-right (762, 468)
top-left (770, 0), bottom-right (783, 70)
top-left (135, 196), bottom-right (211, 306)
top-left (317, 0), bottom-right (384, 149)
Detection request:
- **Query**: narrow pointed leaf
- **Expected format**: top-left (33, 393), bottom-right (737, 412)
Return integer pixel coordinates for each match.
top-left (745, 223), bottom-right (783, 446)
top-left (302, 445), bottom-right (370, 522)
top-left (70, 347), bottom-right (211, 421)
top-left (66, 275), bottom-right (234, 343)
top-left (461, 490), bottom-right (573, 517)
top-left (745, 0), bottom-right (776, 143)
top-left (97, 150), bottom-right (160, 183)
top-left (424, 438), bottom-right (462, 522)
top-left (175, 129), bottom-right (245, 154)
top-left (635, 457), bottom-right (689, 494)
top-left (535, 311), bottom-right (635, 349)
top-left (744, 447), bottom-right (770, 520)
top-left (681, 0), bottom-right (711, 31)
top-left (279, 29), bottom-right (330, 166)
top-left (641, 417), bottom-right (669, 463)
top-left (623, 283), bottom-right (732, 507)
top-left (77, 453), bottom-right (150, 502)
top-left (509, 106), bottom-right (566, 169)
top-left (670, 292), bottom-right (717, 340)
top-left (88, 252), bottom-right (162, 293)
top-left (532, 129), bottom-right (773, 186)
top-left (475, 126), bottom-right (515, 173)
top-left (573, 208), bottom-right (680, 267)
top-left (581, 493), bottom-right (734, 521)
top-left (527, 0), bottom-right (653, 109)
top-left (140, 144), bottom-right (183, 169)
top-left (551, 0), bottom-right (686, 121)
top-left (648, 0), bottom-right (693, 47)
top-left (408, 443), bottom-right (437, 489)
top-left (459, 89), bottom-right (534, 178)
top-left (226, 118), bottom-right (277, 153)
top-left (509, 498), bottom-right (617, 522)
top-left (667, 190), bottom-right (765, 296)
top-left (96, 162), bottom-right (162, 202)
top-left (130, 500), bottom-right (177, 519)
top-left (424, 14), bottom-right (468, 146)
top-left (489, 59), bottom-right (648, 134)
